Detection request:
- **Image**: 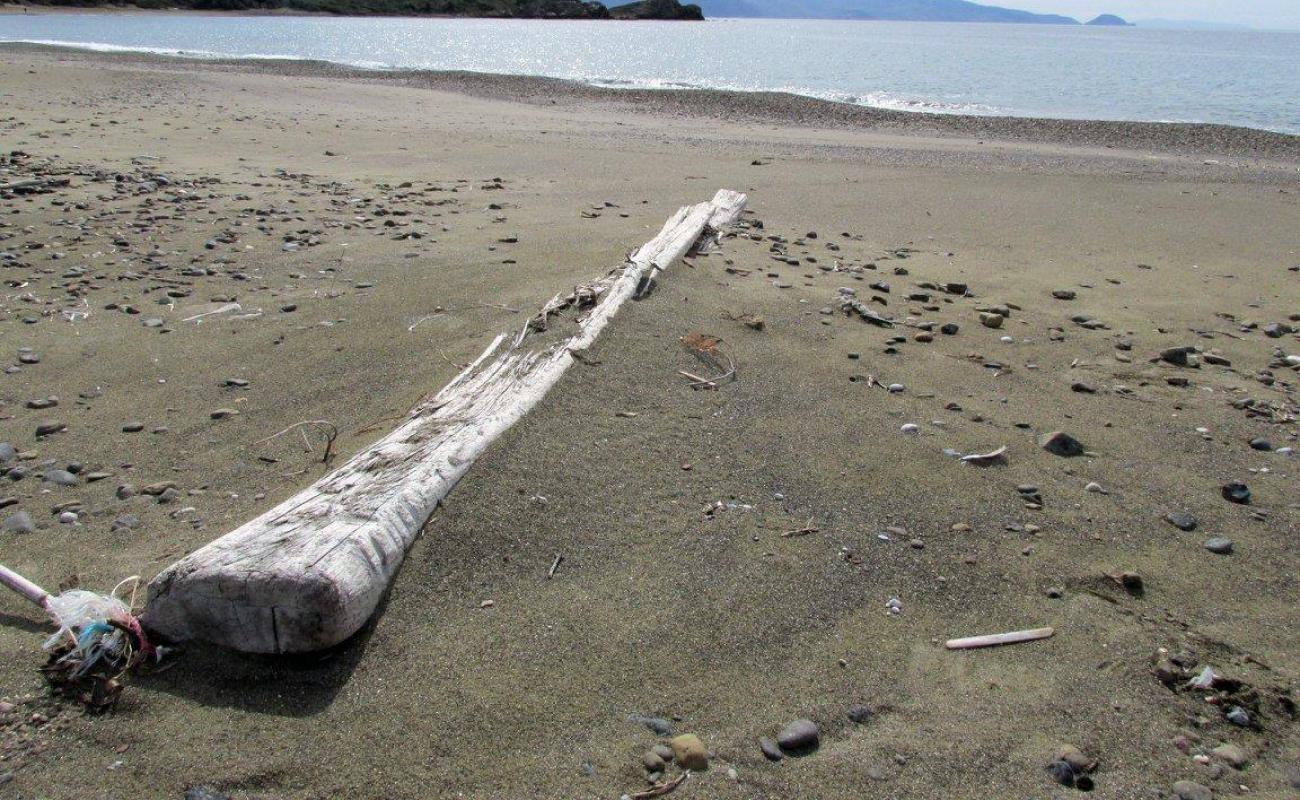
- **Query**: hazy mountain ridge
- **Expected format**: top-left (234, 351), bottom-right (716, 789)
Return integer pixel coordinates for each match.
top-left (698, 0), bottom-right (1079, 24)
top-left (21, 0), bottom-right (703, 18)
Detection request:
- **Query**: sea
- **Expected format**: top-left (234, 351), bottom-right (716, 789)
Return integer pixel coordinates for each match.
top-left (2, 13), bottom-right (1297, 134)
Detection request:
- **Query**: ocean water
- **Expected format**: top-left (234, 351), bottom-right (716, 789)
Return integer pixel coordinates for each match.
top-left (2, 14), bottom-right (1298, 134)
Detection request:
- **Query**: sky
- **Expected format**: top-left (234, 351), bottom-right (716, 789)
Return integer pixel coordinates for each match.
top-left (1006, 0), bottom-right (1300, 28)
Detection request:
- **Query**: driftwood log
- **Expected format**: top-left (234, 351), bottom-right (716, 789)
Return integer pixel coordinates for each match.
top-left (142, 189), bottom-right (747, 653)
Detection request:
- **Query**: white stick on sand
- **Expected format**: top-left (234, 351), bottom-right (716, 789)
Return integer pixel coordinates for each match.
top-left (945, 627), bottom-right (1055, 650)
top-left (142, 189), bottom-right (747, 654)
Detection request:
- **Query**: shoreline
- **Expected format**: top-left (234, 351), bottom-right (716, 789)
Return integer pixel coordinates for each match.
top-left (1, 44), bottom-right (1298, 800)
top-left (2, 41), bottom-right (1299, 155)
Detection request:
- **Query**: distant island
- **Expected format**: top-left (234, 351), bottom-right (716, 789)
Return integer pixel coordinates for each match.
top-left (16, 0), bottom-right (704, 18)
top-left (1086, 13), bottom-right (1130, 26)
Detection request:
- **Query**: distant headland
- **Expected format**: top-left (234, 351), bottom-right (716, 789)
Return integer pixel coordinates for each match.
top-left (10, 0), bottom-right (705, 19)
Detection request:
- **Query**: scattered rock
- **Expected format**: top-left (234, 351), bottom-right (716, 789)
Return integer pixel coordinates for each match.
top-left (1203, 537), bottom-right (1234, 555)
top-left (1220, 482), bottom-right (1250, 504)
top-left (3, 510), bottom-right (35, 534)
top-left (42, 469), bottom-right (78, 487)
top-left (776, 719), bottom-right (819, 754)
top-left (1172, 780), bottom-right (1213, 800)
top-left (979, 312), bottom-right (1004, 329)
top-left (846, 704), bottom-right (873, 724)
top-left (641, 750), bottom-right (665, 772)
top-left (668, 734), bottom-right (708, 771)
top-left (758, 737), bottom-right (783, 762)
top-left (1160, 347), bottom-right (1198, 367)
top-left (1040, 430), bottom-right (1085, 457)
top-left (35, 420), bottom-right (67, 437)
top-left (627, 714), bottom-right (672, 736)
top-left (1210, 743), bottom-right (1248, 769)
top-left (1165, 512), bottom-right (1198, 532)
top-left (111, 514), bottom-right (141, 532)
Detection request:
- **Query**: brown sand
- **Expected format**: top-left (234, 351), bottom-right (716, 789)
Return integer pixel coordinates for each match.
top-left (0, 45), bottom-right (1297, 800)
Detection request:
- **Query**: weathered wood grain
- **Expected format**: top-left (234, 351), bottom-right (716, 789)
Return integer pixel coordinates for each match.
top-left (142, 189), bottom-right (747, 653)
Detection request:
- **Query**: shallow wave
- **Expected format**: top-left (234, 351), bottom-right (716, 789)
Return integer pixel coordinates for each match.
top-left (588, 75), bottom-right (1005, 116)
top-left (8, 40), bottom-right (1002, 118)
top-left (3, 38), bottom-right (307, 62)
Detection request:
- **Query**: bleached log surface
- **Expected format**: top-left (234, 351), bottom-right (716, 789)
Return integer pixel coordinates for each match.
top-left (142, 189), bottom-right (747, 653)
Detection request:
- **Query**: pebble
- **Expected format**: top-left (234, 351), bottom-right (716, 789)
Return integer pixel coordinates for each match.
top-left (1045, 760), bottom-right (1076, 787)
top-left (1248, 437), bottom-right (1272, 451)
top-left (846, 704), bottom-right (873, 724)
top-left (1084, 481), bottom-right (1106, 494)
top-left (651, 744), bottom-right (673, 763)
top-left (627, 714), bottom-right (672, 736)
top-left (111, 514), bottom-right (141, 531)
top-left (58, 511), bottom-right (77, 524)
top-left (210, 408), bottom-right (239, 420)
top-left (668, 734), bottom-right (708, 771)
top-left (1165, 512), bottom-right (1198, 531)
top-left (122, 422), bottom-right (145, 433)
top-left (1203, 537), bottom-right (1234, 555)
top-left (1210, 743), bottom-right (1248, 769)
top-left (3, 510), bottom-right (35, 534)
top-left (979, 312), bottom-right (1004, 329)
top-left (641, 751), bottom-right (665, 772)
top-left (35, 420), bottom-right (67, 437)
top-left (42, 469), bottom-right (78, 487)
top-left (1054, 744), bottom-right (1094, 774)
top-left (1172, 780), bottom-right (1213, 800)
top-left (1225, 707), bottom-right (1251, 727)
top-left (900, 423), bottom-right (920, 435)
top-left (776, 719), bottom-right (819, 753)
top-left (1051, 289), bottom-right (1077, 300)
top-left (1039, 430), bottom-right (1085, 457)
top-left (1160, 346), bottom-right (1197, 367)
top-left (184, 788), bottom-right (233, 800)
top-left (1220, 482), bottom-right (1251, 504)
top-left (758, 737), bottom-right (783, 762)
top-left (0, 443), bottom-right (14, 465)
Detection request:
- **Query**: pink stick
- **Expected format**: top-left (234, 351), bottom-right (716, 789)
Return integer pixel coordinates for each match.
top-left (0, 564), bottom-right (50, 609)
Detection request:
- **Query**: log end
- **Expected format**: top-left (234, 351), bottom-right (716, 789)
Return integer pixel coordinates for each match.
top-left (142, 562), bottom-right (366, 654)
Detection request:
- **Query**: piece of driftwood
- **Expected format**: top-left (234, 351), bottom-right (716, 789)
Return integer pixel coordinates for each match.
top-left (839, 296), bottom-right (895, 327)
top-left (945, 626), bottom-right (1055, 650)
top-left (142, 189), bottom-right (747, 653)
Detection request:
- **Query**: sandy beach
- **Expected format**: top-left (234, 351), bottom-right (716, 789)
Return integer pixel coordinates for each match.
top-left (0, 43), bottom-right (1297, 799)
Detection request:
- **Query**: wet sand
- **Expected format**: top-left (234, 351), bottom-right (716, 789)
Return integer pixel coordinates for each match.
top-left (0, 44), bottom-right (1297, 800)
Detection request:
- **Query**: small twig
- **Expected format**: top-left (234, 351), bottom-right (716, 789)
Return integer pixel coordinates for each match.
top-left (253, 420), bottom-right (339, 464)
top-left (547, 554), bottom-right (563, 579)
top-left (438, 349), bottom-right (469, 370)
top-left (678, 369), bottom-right (716, 388)
top-left (781, 518), bottom-right (819, 538)
top-left (630, 770), bottom-right (691, 800)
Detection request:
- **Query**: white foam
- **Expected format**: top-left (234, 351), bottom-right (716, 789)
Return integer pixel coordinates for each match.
top-left (3, 38), bottom-right (307, 62)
